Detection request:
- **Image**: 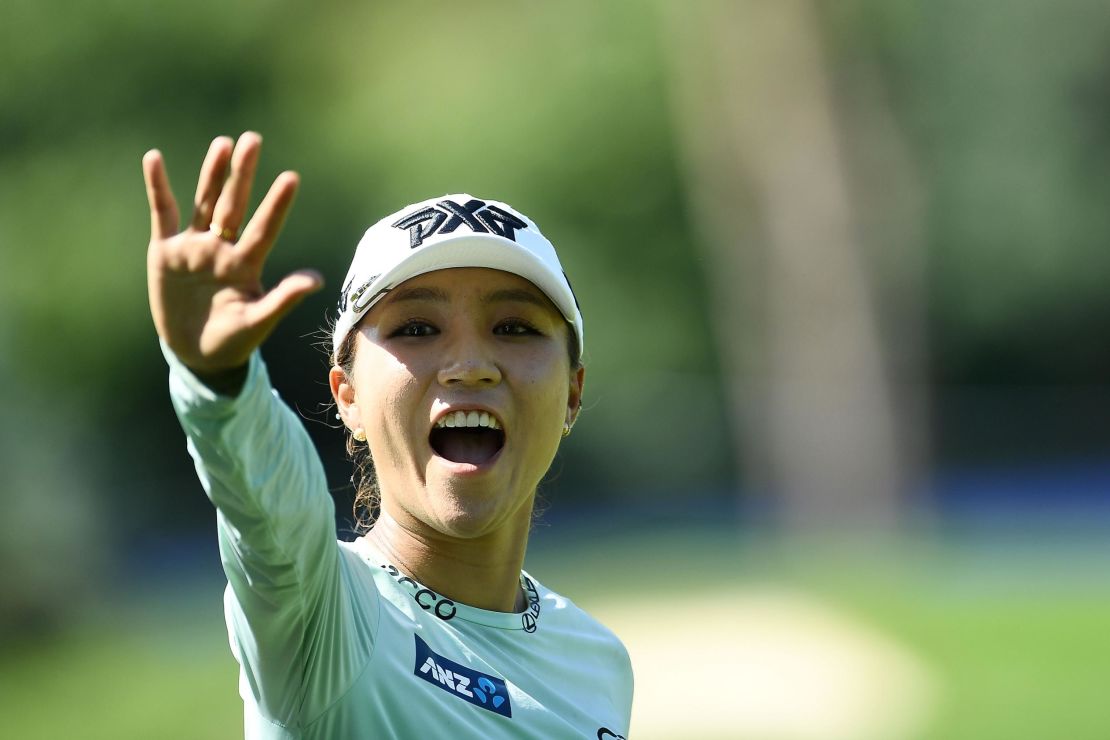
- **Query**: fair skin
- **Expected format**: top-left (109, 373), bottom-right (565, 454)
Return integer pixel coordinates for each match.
top-left (331, 268), bottom-right (584, 612)
top-left (146, 132), bottom-right (582, 614)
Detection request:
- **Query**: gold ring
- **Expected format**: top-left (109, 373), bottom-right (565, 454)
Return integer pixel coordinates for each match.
top-left (211, 224), bottom-right (237, 241)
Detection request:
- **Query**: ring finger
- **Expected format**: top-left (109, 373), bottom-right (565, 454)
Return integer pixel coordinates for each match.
top-left (210, 131), bottom-right (263, 241)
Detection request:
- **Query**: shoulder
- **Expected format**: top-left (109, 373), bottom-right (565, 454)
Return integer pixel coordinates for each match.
top-left (526, 573), bottom-right (634, 721)
top-left (527, 572), bottom-right (631, 661)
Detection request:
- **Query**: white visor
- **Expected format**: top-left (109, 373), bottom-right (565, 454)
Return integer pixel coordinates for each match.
top-left (332, 194), bottom-right (583, 363)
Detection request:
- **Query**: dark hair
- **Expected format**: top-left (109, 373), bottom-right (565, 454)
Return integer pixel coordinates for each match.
top-left (334, 321), bottom-right (582, 534)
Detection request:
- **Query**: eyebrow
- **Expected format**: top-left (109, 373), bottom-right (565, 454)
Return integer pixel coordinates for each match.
top-left (480, 288), bottom-right (550, 309)
top-left (386, 286), bottom-right (450, 304)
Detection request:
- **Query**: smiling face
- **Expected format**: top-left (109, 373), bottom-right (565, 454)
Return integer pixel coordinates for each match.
top-left (331, 267), bottom-right (584, 542)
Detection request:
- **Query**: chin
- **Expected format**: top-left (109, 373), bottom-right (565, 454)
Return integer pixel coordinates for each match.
top-left (424, 477), bottom-right (534, 540)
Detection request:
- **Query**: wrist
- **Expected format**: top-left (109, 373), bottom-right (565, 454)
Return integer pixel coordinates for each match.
top-left (188, 362), bottom-right (250, 396)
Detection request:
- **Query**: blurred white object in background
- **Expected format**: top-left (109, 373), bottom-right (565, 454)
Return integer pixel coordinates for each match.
top-left (599, 586), bottom-right (937, 740)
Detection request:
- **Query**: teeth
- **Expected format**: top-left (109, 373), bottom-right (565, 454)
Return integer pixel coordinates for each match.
top-left (434, 410), bottom-right (502, 430)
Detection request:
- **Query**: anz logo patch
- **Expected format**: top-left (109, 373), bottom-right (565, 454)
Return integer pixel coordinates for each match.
top-left (392, 198), bottom-right (528, 248)
top-left (413, 635), bottom-right (513, 718)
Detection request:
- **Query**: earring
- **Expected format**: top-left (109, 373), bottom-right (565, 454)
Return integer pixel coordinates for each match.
top-left (353, 428), bottom-right (367, 442)
top-left (562, 422), bottom-right (572, 438)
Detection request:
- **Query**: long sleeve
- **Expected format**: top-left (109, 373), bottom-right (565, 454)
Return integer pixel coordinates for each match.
top-left (163, 341), bottom-right (372, 731)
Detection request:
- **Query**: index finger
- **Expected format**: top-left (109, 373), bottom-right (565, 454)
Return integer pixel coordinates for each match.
top-left (143, 150), bottom-right (180, 240)
top-left (237, 170), bottom-right (300, 266)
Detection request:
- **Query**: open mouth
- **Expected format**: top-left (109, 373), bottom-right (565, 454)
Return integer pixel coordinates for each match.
top-left (430, 410), bottom-right (506, 466)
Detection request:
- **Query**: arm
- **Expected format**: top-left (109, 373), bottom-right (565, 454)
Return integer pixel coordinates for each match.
top-left (166, 342), bottom-right (357, 726)
top-left (145, 134), bottom-right (364, 725)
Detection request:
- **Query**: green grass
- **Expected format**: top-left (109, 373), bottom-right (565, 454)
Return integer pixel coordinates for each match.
top-left (3, 528), bottom-right (1108, 739)
top-left (534, 528), bottom-right (1110, 740)
top-left (1, 595), bottom-right (241, 740)
top-left (810, 562), bottom-right (1110, 740)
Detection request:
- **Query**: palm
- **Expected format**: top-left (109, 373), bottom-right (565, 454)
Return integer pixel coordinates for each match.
top-left (144, 133), bottom-right (322, 374)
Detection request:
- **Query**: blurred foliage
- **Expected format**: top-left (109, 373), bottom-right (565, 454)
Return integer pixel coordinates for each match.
top-left (2, 0), bottom-right (1110, 629)
top-left (828, 0), bottom-right (1110, 382)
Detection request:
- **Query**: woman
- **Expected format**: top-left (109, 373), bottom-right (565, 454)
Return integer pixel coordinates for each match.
top-left (144, 132), bottom-right (634, 739)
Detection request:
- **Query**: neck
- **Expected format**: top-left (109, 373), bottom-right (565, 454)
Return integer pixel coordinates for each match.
top-left (363, 509), bottom-right (530, 613)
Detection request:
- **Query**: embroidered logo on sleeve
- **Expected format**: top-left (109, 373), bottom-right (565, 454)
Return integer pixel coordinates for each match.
top-left (413, 635), bottom-right (513, 718)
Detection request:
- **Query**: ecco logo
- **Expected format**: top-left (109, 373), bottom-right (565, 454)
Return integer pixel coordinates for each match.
top-left (414, 635), bottom-right (513, 718)
top-left (392, 198), bottom-right (528, 248)
top-left (597, 729), bottom-right (626, 740)
top-left (380, 564), bottom-right (457, 621)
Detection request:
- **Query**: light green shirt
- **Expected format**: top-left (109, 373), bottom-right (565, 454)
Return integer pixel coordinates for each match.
top-left (164, 344), bottom-right (633, 739)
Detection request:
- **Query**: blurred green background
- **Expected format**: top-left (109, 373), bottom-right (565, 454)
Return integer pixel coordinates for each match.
top-left (2, 1), bottom-right (1109, 738)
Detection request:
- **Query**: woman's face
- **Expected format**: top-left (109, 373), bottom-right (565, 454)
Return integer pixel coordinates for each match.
top-left (331, 267), bottom-right (584, 541)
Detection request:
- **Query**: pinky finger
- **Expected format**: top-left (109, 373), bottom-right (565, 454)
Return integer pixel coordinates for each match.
top-left (143, 150), bottom-right (179, 240)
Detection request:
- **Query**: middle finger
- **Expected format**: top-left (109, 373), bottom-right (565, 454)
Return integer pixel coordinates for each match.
top-left (190, 136), bottom-right (234, 231)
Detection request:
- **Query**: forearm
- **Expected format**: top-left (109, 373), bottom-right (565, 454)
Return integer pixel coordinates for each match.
top-left (163, 339), bottom-right (336, 581)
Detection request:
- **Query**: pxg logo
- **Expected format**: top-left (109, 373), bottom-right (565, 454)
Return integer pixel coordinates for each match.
top-left (392, 198), bottom-right (528, 248)
top-left (414, 635), bottom-right (513, 718)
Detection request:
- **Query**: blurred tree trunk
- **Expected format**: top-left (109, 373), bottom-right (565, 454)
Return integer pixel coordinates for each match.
top-left (661, 0), bottom-right (927, 532)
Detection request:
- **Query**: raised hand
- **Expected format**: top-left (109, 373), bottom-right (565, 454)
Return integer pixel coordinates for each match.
top-left (144, 132), bottom-right (323, 378)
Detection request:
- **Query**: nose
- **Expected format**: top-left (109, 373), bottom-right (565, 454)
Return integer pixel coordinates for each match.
top-left (437, 340), bottom-right (502, 387)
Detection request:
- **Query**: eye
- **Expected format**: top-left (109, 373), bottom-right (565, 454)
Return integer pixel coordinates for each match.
top-left (389, 319), bottom-right (438, 338)
top-left (494, 318), bottom-right (542, 337)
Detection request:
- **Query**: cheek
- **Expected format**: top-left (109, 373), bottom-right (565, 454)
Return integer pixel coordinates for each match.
top-left (393, 378), bottom-right (427, 431)
top-left (353, 351), bottom-right (423, 435)
top-left (520, 357), bottom-right (572, 421)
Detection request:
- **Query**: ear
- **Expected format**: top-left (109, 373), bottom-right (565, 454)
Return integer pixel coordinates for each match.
top-left (566, 365), bottom-right (585, 427)
top-left (329, 364), bottom-right (361, 431)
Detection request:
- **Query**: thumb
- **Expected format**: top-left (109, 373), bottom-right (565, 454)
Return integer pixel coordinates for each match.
top-left (249, 269), bottom-right (325, 328)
